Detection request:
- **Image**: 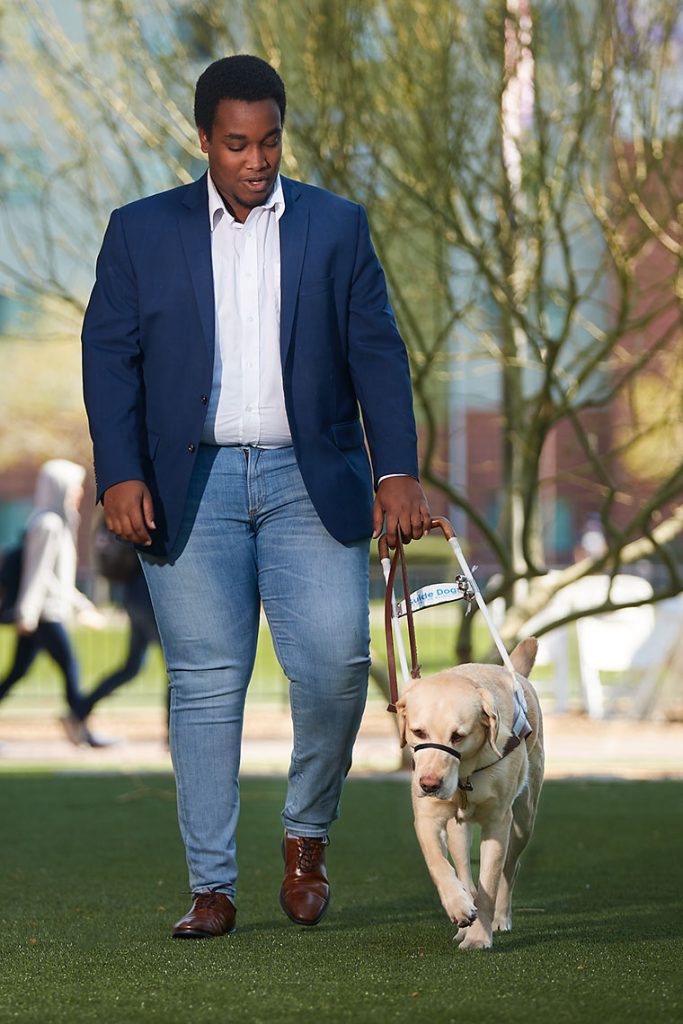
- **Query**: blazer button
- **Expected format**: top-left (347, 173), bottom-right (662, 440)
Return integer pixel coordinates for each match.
top-left (200, 395), bottom-right (208, 404)
top-left (187, 443), bottom-right (196, 453)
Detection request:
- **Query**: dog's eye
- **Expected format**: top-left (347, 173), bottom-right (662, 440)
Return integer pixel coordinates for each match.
top-left (450, 732), bottom-right (463, 744)
top-left (412, 728), bottom-right (427, 740)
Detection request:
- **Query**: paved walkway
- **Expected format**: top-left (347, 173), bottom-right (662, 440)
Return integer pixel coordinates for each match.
top-left (0, 703), bottom-right (681, 778)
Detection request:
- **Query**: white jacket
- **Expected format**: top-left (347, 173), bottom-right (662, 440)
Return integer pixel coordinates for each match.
top-left (15, 460), bottom-right (95, 632)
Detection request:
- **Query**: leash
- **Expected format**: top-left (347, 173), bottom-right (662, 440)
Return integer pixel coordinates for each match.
top-left (380, 532), bottom-right (421, 712)
top-left (379, 516), bottom-right (532, 751)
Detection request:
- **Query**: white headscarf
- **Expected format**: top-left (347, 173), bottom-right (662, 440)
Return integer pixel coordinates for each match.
top-left (31, 459), bottom-right (86, 536)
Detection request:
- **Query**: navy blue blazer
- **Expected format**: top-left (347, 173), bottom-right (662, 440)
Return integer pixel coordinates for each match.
top-left (82, 174), bottom-right (419, 556)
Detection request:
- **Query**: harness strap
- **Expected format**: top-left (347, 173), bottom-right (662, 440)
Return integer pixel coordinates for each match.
top-left (384, 534), bottom-right (420, 712)
top-left (510, 687), bottom-right (533, 744)
top-left (461, 695), bottom-right (533, 787)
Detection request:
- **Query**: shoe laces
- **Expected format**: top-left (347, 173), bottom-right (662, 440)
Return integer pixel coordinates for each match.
top-left (192, 891), bottom-right (222, 909)
top-left (298, 837), bottom-right (327, 873)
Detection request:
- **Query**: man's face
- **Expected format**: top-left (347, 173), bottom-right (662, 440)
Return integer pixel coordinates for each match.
top-left (199, 98), bottom-right (283, 222)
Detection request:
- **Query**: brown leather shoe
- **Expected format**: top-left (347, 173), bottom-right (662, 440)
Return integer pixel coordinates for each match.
top-left (279, 833), bottom-right (330, 926)
top-left (172, 891), bottom-right (236, 939)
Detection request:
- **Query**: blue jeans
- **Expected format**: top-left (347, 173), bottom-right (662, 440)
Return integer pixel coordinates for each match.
top-left (140, 445), bottom-right (370, 898)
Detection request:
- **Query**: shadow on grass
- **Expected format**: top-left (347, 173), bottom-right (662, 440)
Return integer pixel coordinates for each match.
top-left (495, 900), bottom-right (683, 952)
top-left (269, 890), bottom-right (683, 949)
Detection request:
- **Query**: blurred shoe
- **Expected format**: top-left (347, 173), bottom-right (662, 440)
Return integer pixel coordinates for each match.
top-left (83, 726), bottom-right (118, 748)
top-left (60, 712), bottom-right (88, 746)
top-left (61, 713), bottom-right (117, 748)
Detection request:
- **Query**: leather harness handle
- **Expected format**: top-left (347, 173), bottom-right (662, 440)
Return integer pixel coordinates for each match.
top-left (380, 533), bottom-right (421, 712)
top-left (428, 515), bottom-right (455, 541)
top-left (379, 517), bottom-right (457, 713)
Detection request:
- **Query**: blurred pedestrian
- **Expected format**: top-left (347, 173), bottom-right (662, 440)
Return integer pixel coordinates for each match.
top-left (71, 560), bottom-right (163, 734)
top-left (0, 459), bottom-right (108, 745)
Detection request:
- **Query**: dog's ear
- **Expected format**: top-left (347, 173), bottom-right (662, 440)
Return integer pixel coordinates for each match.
top-left (395, 679), bottom-right (420, 748)
top-left (510, 637), bottom-right (538, 678)
top-left (477, 687), bottom-right (502, 757)
top-left (395, 697), bottom-right (408, 748)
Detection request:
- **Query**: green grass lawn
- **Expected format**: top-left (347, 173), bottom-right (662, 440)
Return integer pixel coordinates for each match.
top-left (0, 777), bottom-right (680, 1023)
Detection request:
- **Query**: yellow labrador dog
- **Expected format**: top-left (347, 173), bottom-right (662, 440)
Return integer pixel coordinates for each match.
top-left (396, 637), bottom-right (544, 951)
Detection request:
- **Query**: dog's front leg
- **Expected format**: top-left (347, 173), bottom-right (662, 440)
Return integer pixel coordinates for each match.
top-left (446, 817), bottom-right (476, 899)
top-left (413, 800), bottom-right (477, 929)
top-left (457, 810), bottom-right (512, 951)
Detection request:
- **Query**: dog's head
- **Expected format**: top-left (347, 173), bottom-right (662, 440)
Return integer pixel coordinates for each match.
top-left (396, 673), bottom-right (500, 801)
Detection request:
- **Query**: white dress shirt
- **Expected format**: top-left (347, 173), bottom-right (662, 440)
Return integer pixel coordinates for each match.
top-left (200, 172), bottom-right (406, 486)
top-left (201, 172), bottom-right (291, 447)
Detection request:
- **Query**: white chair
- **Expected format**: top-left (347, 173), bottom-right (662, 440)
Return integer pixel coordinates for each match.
top-left (621, 595), bottom-right (683, 719)
top-left (573, 576), bottom-right (654, 718)
top-left (521, 574), bottom-right (658, 717)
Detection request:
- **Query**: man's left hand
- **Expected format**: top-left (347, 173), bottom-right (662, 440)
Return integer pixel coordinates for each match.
top-left (372, 476), bottom-right (431, 547)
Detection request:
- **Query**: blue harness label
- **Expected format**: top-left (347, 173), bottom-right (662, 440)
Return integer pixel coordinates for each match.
top-left (396, 584), bottom-right (466, 617)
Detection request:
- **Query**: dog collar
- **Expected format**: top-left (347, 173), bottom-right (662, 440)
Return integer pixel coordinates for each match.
top-left (412, 742), bottom-right (461, 761)
top-left (413, 690), bottom-right (533, 794)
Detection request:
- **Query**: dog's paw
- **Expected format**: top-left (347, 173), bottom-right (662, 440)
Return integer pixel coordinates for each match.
top-left (457, 920), bottom-right (493, 951)
top-left (492, 912), bottom-right (512, 932)
top-left (442, 890), bottom-right (477, 930)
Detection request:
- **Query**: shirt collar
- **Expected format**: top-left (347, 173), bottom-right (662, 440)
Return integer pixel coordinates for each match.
top-left (207, 172), bottom-right (285, 232)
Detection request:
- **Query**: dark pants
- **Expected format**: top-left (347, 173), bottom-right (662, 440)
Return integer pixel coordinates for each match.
top-left (76, 596), bottom-right (159, 719)
top-left (77, 622), bottom-right (149, 714)
top-left (0, 620), bottom-right (84, 712)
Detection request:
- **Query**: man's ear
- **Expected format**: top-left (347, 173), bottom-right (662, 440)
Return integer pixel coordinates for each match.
top-left (477, 687), bottom-right (501, 757)
top-left (395, 697), bottom-right (408, 748)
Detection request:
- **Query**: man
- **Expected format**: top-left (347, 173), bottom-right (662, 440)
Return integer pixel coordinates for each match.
top-left (82, 55), bottom-right (430, 939)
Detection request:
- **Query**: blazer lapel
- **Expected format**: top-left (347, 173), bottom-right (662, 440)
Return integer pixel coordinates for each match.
top-left (279, 177), bottom-right (309, 367)
top-left (178, 173), bottom-right (215, 359)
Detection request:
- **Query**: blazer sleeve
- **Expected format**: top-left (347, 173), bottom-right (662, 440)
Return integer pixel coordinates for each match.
top-left (346, 206), bottom-right (419, 485)
top-left (81, 209), bottom-right (146, 503)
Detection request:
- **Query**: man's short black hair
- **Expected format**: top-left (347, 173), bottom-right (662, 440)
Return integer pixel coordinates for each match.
top-left (194, 55), bottom-right (286, 138)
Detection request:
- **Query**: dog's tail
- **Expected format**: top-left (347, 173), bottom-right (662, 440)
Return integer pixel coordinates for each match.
top-left (510, 637), bottom-right (538, 678)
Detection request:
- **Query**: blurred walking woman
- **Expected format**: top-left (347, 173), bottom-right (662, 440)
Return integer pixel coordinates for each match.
top-left (0, 459), bottom-right (104, 743)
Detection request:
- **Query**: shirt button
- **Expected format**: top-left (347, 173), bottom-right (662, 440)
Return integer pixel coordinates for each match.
top-left (187, 443), bottom-right (196, 453)
top-left (200, 395), bottom-right (208, 404)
